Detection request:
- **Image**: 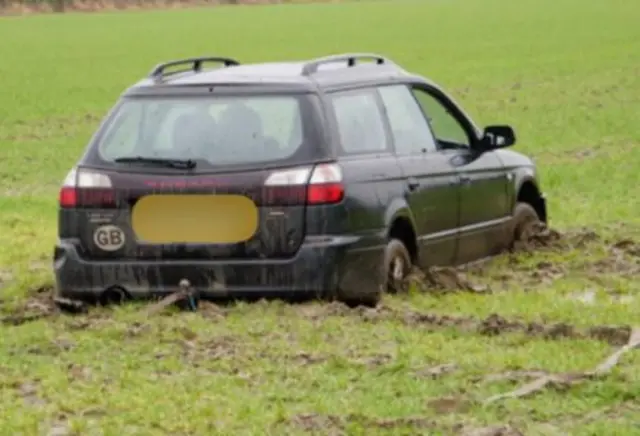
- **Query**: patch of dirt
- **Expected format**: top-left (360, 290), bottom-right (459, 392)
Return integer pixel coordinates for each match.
top-left (2, 380), bottom-right (47, 407)
top-left (408, 266), bottom-right (490, 295)
top-left (413, 363), bottom-right (459, 379)
top-left (513, 222), bottom-right (567, 252)
top-left (355, 415), bottom-right (436, 430)
top-left (307, 302), bottom-right (634, 347)
top-left (349, 352), bottom-right (394, 368)
top-left (1, 286), bottom-right (57, 326)
top-left (477, 369), bottom-right (553, 384)
top-left (287, 351), bottom-right (328, 366)
top-left (67, 363), bottom-right (93, 382)
top-left (286, 412), bottom-right (521, 434)
top-left (296, 301), bottom-right (354, 321)
top-left (585, 239), bottom-right (640, 277)
top-left (455, 424), bottom-right (524, 436)
top-left (427, 396), bottom-right (472, 414)
top-left (286, 412), bottom-right (437, 433)
top-left (197, 300), bottom-right (227, 319)
top-left (287, 413), bottom-right (345, 434)
top-left (47, 421), bottom-right (71, 436)
top-left (177, 332), bottom-right (239, 364)
top-left (612, 238), bottom-right (640, 256)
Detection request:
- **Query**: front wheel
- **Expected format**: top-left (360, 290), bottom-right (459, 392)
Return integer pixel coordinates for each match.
top-left (511, 202), bottom-right (542, 248)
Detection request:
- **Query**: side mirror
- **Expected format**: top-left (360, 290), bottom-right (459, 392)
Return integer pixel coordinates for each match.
top-left (480, 125), bottom-right (516, 150)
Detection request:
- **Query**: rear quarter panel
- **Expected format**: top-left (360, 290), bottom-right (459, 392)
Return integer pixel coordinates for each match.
top-left (305, 155), bottom-right (395, 240)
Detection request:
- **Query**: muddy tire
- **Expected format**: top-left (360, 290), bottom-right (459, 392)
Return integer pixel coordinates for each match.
top-left (383, 238), bottom-right (412, 294)
top-left (332, 238), bottom-right (412, 308)
top-left (511, 202), bottom-right (542, 247)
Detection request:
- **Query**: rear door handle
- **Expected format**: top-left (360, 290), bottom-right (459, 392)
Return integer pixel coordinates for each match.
top-left (460, 174), bottom-right (471, 184)
top-left (407, 177), bottom-right (420, 191)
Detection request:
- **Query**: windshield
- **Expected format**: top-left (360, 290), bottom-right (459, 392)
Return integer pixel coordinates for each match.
top-left (94, 94), bottom-right (322, 170)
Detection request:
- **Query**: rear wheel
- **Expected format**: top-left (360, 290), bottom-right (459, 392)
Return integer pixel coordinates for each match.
top-left (511, 202), bottom-right (542, 247)
top-left (332, 238), bottom-right (412, 308)
top-left (383, 239), bottom-right (412, 294)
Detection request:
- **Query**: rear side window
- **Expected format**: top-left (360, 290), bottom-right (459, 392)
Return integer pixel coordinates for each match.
top-left (378, 85), bottom-right (438, 155)
top-left (329, 89), bottom-right (389, 155)
top-left (94, 94), bottom-right (321, 170)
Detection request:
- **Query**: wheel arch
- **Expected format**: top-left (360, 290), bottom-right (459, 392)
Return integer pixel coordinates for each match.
top-left (515, 176), bottom-right (547, 223)
top-left (384, 198), bottom-right (419, 263)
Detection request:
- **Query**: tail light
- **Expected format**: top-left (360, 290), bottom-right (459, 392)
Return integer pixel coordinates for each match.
top-left (59, 168), bottom-right (117, 208)
top-left (263, 163), bottom-right (344, 206)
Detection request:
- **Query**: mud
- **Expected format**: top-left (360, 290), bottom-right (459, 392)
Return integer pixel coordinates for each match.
top-left (422, 227), bottom-right (639, 296)
top-left (407, 266), bottom-right (490, 295)
top-left (301, 303), bottom-right (634, 346)
top-left (2, 225), bottom-right (636, 356)
top-left (287, 412), bottom-right (438, 433)
top-left (287, 351), bottom-right (328, 366)
top-left (11, 380), bottom-right (47, 407)
top-left (1, 287), bottom-right (57, 326)
top-left (413, 363), bottom-right (459, 379)
top-left (286, 412), bottom-right (524, 435)
top-left (402, 225), bottom-right (608, 294)
top-left (456, 425), bottom-right (524, 436)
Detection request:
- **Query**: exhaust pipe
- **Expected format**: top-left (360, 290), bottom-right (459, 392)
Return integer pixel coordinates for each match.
top-left (99, 286), bottom-right (131, 306)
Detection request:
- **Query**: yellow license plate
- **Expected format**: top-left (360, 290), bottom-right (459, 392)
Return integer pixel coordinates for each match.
top-left (131, 194), bottom-right (258, 244)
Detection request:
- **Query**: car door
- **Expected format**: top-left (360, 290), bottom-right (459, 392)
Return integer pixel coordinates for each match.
top-left (410, 85), bottom-right (511, 265)
top-left (377, 84), bottom-right (460, 267)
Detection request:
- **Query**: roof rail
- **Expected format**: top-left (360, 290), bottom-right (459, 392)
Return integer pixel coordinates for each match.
top-left (148, 56), bottom-right (240, 80)
top-left (301, 53), bottom-right (395, 76)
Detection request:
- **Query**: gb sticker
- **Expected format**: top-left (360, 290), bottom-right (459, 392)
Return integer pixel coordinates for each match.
top-left (93, 225), bottom-right (126, 251)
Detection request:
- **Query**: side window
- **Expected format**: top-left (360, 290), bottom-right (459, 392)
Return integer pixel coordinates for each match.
top-left (378, 85), bottom-right (438, 155)
top-left (329, 89), bottom-right (389, 154)
top-left (412, 88), bottom-right (471, 148)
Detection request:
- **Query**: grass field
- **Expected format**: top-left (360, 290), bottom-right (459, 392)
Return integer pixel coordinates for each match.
top-left (1, 0), bottom-right (640, 434)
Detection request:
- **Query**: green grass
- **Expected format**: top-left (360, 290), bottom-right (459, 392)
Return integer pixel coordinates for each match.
top-left (1, 0), bottom-right (640, 433)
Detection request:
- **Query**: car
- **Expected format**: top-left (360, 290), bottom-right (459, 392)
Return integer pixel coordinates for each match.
top-left (54, 52), bottom-right (548, 307)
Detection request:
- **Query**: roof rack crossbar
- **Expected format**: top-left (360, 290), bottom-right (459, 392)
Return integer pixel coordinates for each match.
top-left (149, 57), bottom-right (240, 80)
top-left (301, 53), bottom-right (394, 76)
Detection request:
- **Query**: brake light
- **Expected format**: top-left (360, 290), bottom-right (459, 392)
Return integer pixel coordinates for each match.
top-left (59, 168), bottom-right (116, 208)
top-left (307, 163), bottom-right (344, 205)
top-left (263, 163), bottom-right (344, 206)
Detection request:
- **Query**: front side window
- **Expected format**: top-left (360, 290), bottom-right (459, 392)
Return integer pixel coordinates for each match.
top-left (96, 94), bottom-right (316, 169)
top-left (412, 88), bottom-right (471, 148)
top-left (329, 89), bottom-right (389, 154)
top-left (378, 84), bottom-right (438, 155)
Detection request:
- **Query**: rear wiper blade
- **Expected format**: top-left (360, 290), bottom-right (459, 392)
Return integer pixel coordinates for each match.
top-left (114, 156), bottom-right (196, 169)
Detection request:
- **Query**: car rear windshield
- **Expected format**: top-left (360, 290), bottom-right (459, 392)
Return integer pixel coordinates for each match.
top-left (91, 93), bottom-right (324, 170)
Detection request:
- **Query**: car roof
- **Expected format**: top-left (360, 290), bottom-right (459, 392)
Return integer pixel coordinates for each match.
top-left (124, 53), bottom-right (438, 96)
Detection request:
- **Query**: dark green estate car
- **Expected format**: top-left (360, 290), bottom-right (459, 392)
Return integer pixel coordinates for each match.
top-left (54, 53), bottom-right (547, 306)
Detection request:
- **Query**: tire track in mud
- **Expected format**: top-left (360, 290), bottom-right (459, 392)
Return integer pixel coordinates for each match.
top-left (299, 302), bottom-right (635, 346)
top-left (282, 411), bottom-right (524, 436)
top-left (6, 288), bottom-right (634, 347)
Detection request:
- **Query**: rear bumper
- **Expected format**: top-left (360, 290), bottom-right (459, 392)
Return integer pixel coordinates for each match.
top-left (54, 234), bottom-right (385, 300)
